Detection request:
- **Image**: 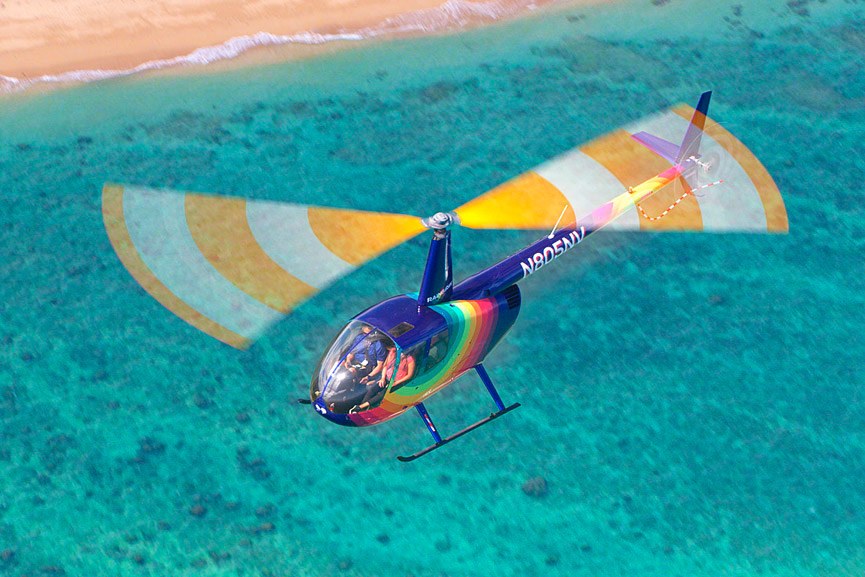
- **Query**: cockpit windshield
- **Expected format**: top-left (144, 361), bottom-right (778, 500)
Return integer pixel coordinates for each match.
top-left (310, 321), bottom-right (398, 414)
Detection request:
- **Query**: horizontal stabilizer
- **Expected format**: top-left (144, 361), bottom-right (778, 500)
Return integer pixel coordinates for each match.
top-left (631, 131), bottom-right (680, 165)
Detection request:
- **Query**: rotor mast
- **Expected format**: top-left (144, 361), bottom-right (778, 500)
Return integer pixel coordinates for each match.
top-left (416, 212), bottom-right (458, 307)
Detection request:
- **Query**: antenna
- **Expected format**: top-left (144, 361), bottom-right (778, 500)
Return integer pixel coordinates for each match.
top-left (547, 205), bottom-right (568, 239)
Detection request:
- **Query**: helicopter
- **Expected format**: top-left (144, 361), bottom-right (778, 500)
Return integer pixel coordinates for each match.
top-left (102, 91), bottom-right (788, 461)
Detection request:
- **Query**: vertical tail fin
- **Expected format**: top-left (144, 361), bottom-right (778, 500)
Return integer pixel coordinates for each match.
top-left (675, 90), bottom-right (711, 164)
top-left (630, 90), bottom-right (713, 166)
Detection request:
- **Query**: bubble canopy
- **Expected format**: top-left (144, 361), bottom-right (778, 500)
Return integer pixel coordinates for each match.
top-left (310, 320), bottom-right (398, 414)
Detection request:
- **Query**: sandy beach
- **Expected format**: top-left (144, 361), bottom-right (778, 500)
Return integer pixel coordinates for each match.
top-left (0, 0), bottom-right (593, 89)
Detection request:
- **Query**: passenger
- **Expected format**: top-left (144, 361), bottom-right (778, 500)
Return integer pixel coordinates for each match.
top-left (351, 345), bottom-right (416, 413)
top-left (342, 325), bottom-right (387, 383)
top-left (427, 333), bottom-right (447, 365)
top-left (380, 346), bottom-right (416, 389)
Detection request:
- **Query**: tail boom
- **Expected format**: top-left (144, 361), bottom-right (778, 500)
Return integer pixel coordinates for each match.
top-left (578, 164), bottom-right (683, 231)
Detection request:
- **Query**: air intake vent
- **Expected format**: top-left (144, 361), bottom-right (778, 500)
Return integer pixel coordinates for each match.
top-left (501, 285), bottom-right (521, 310)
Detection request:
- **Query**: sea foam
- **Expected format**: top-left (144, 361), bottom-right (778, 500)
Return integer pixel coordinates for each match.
top-left (0, 0), bottom-right (541, 94)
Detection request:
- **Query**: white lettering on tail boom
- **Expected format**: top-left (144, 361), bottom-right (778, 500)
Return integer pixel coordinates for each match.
top-left (520, 226), bottom-right (586, 278)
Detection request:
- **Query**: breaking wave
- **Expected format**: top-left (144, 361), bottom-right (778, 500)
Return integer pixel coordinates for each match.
top-left (0, 0), bottom-right (543, 94)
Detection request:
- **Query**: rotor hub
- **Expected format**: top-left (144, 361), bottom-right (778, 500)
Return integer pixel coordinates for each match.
top-left (421, 211), bottom-right (460, 230)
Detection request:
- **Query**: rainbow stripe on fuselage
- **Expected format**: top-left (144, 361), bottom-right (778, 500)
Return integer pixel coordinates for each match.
top-left (333, 289), bottom-right (519, 426)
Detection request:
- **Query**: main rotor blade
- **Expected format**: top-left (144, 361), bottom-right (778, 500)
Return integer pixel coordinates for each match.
top-left (102, 184), bottom-right (424, 349)
top-left (102, 101), bottom-right (788, 349)
top-left (452, 104), bottom-right (787, 234)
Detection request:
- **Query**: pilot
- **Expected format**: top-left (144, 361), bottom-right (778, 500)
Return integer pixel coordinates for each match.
top-left (342, 325), bottom-right (387, 383)
top-left (350, 345), bottom-right (416, 413)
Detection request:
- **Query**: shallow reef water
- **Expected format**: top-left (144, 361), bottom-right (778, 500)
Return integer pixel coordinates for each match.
top-left (1, 0), bottom-right (864, 575)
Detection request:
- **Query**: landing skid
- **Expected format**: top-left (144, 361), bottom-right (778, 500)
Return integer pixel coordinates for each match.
top-left (397, 363), bottom-right (519, 462)
top-left (397, 402), bottom-right (520, 462)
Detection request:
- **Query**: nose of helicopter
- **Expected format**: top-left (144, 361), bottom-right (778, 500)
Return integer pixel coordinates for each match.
top-left (311, 395), bottom-right (355, 426)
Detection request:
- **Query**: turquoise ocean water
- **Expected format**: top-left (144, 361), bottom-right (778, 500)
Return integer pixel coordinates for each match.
top-left (2, 0), bottom-right (865, 575)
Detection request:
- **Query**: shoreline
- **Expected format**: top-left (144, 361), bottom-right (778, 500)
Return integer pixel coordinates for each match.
top-left (0, 0), bottom-right (606, 95)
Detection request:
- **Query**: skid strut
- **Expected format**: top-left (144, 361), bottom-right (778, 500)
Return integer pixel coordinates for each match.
top-left (397, 364), bottom-right (520, 462)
